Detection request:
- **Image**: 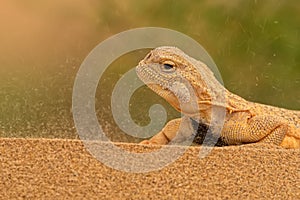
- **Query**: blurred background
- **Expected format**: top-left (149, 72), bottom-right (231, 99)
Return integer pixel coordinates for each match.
top-left (0, 0), bottom-right (299, 141)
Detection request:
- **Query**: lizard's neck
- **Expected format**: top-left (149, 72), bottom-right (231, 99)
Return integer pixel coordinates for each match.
top-left (183, 90), bottom-right (250, 125)
top-left (192, 68), bottom-right (250, 114)
top-left (179, 80), bottom-right (251, 123)
top-left (226, 90), bottom-right (251, 111)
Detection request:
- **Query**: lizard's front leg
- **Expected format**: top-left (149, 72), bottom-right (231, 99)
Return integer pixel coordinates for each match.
top-left (140, 116), bottom-right (194, 145)
top-left (222, 115), bottom-right (288, 146)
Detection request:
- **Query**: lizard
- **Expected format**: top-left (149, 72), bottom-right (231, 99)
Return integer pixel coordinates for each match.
top-left (135, 46), bottom-right (300, 148)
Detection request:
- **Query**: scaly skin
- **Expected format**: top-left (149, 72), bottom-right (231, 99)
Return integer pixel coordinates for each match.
top-left (136, 46), bottom-right (300, 148)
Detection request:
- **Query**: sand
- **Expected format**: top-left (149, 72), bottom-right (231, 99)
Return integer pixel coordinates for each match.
top-left (0, 138), bottom-right (299, 199)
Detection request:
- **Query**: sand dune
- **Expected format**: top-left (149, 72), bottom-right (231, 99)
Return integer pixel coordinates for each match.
top-left (0, 138), bottom-right (299, 199)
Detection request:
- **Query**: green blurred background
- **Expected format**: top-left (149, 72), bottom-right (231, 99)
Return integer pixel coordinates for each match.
top-left (0, 0), bottom-right (299, 141)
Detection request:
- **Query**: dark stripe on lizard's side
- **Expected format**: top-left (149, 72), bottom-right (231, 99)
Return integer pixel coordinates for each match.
top-left (190, 118), bottom-right (228, 147)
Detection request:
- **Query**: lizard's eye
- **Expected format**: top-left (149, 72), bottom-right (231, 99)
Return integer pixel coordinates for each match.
top-left (161, 61), bottom-right (176, 73)
top-left (163, 63), bottom-right (174, 69)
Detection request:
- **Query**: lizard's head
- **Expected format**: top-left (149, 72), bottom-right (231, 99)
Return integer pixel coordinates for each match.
top-left (136, 46), bottom-right (221, 115)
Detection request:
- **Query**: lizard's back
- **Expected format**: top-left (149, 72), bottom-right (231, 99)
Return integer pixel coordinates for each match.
top-left (251, 103), bottom-right (300, 126)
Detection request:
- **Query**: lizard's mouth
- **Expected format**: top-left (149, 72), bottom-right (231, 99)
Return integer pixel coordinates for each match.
top-left (136, 65), bottom-right (169, 89)
top-left (148, 83), bottom-right (181, 112)
top-left (136, 64), bottom-right (176, 99)
top-left (147, 84), bottom-right (173, 97)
